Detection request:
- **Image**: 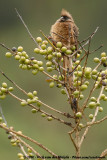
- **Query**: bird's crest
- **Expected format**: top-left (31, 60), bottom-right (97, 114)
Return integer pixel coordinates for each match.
top-left (61, 9), bottom-right (74, 22)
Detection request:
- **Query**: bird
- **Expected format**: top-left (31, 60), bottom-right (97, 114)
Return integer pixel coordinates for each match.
top-left (50, 9), bottom-right (79, 112)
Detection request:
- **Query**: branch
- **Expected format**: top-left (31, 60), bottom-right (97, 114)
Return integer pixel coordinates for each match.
top-left (0, 124), bottom-right (63, 160)
top-left (96, 149), bottom-right (107, 160)
top-left (15, 8), bottom-right (41, 49)
top-left (79, 86), bottom-right (105, 147)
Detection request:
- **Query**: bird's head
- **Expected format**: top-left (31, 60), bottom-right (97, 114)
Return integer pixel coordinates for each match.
top-left (58, 9), bottom-right (74, 23)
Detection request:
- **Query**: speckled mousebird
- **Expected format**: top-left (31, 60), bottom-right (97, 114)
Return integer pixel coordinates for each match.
top-left (50, 9), bottom-right (79, 112)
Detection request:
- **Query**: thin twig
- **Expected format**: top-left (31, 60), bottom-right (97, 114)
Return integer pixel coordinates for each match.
top-left (96, 149), bottom-right (107, 160)
top-left (15, 8), bottom-right (40, 49)
top-left (68, 132), bottom-right (78, 151)
top-left (0, 124), bottom-right (63, 160)
top-left (79, 86), bottom-right (104, 147)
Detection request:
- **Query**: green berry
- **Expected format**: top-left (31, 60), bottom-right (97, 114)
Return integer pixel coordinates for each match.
top-left (18, 46), bottom-right (23, 52)
top-left (77, 71), bottom-right (82, 77)
top-left (66, 50), bottom-right (72, 55)
top-left (21, 100), bottom-right (27, 106)
top-left (27, 99), bottom-right (33, 104)
top-left (57, 52), bottom-right (62, 58)
top-left (79, 123), bottom-right (84, 128)
top-left (5, 52), bottom-right (12, 58)
top-left (39, 67), bottom-right (44, 72)
top-left (94, 57), bottom-right (100, 63)
top-left (48, 54), bottom-right (53, 60)
top-left (80, 84), bottom-right (88, 91)
top-left (37, 61), bottom-right (43, 66)
top-left (47, 47), bottom-right (53, 54)
top-left (47, 67), bottom-right (53, 72)
top-left (99, 107), bottom-right (103, 112)
top-left (84, 81), bottom-right (89, 86)
top-left (56, 42), bottom-right (62, 48)
top-left (42, 40), bottom-right (48, 45)
top-left (71, 45), bottom-right (76, 51)
top-left (89, 114), bottom-right (94, 119)
top-left (75, 60), bottom-right (80, 65)
top-left (1, 87), bottom-right (7, 93)
top-left (49, 82), bottom-right (54, 88)
top-left (90, 97), bottom-right (97, 102)
top-left (0, 95), bottom-right (6, 100)
top-left (34, 48), bottom-right (40, 54)
top-left (92, 69), bottom-right (98, 75)
top-left (32, 64), bottom-right (39, 69)
top-left (36, 37), bottom-right (42, 43)
top-left (100, 94), bottom-right (106, 100)
top-left (61, 89), bottom-right (66, 94)
top-left (33, 91), bottom-right (37, 96)
top-left (76, 112), bottom-right (82, 118)
top-left (59, 75), bottom-right (64, 81)
top-left (8, 87), bottom-right (14, 92)
top-left (80, 94), bottom-right (84, 100)
top-left (37, 101), bottom-right (41, 107)
top-left (46, 61), bottom-right (52, 67)
top-left (61, 46), bottom-right (67, 52)
top-left (17, 153), bottom-right (23, 158)
top-left (41, 44), bottom-right (46, 50)
top-left (88, 102), bottom-right (96, 109)
top-left (27, 92), bottom-right (34, 99)
top-left (101, 57), bottom-right (106, 62)
top-left (41, 113), bottom-right (46, 117)
top-left (32, 70), bottom-right (38, 75)
top-left (15, 55), bottom-right (20, 60)
top-left (0, 117), bottom-right (3, 122)
top-left (73, 90), bottom-right (80, 97)
top-left (101, 52), bottom-right (106, 57)
top-left (31, 109), bottom-right (37, 113)
top-left (78, 50), bottom-right (82, 54)
top-left (2, 82), bottom-right (7, 88)
top-left (47, 116), bottom-right (53, 121)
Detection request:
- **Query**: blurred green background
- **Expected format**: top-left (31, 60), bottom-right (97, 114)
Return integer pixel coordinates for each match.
top-left (0, 0), bottom-right (107, 159)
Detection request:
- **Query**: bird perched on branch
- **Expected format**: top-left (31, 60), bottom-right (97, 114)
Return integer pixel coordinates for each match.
top-left (50, 9), bottom-right (79, 112)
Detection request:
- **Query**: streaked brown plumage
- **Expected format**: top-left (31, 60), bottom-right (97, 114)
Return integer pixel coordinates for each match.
top-left (50, 9), bottom-right (79, 111)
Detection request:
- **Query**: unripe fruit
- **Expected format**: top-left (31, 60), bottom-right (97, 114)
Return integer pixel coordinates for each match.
top-left (80, 84), bottom-right (88, 91)
top-left (15, 55), bottom-right (20, 60)
top-left (92, 69), bottom-right (98, 75)
top-left (99, 107), bottom-right (103, 112)
top-left (78, 50), bottom-right (82, 54)
top-left (46, 61), bottom-right (52, 67)
top-left (84, 81), bottom-right (89, 86)
top-left (42, 40), bottom-right (48, 45)
top-left (49, 82), bottom-right (54, 88)
top-left (33, 91), bottom-right (37, 96)
top-left (41, 44), bottom-right (46, 50)
top-left (31, 109), bottom-right (37, 113)
top-left (94, 57), bottom-right (100, 63)
top-left (77, 71), bottom-right (82, 77)
top-left (1, 87), bottom-right (7, 93)
top-left (79, 123), bottom-right (84, 128)
top-left (5, 52), bottom-right (12, 58)
top-left (66, 49), bottom-right (72, 55)
top-left (8, 87), bottom-right (14, 91)
top-left (0, 117), bottom-right (3, 122)
top-left (101, 52), bottom-right (106, 57)
top-left (56, 42), bottom-right (62, 48)
top-left (90, 97), bottom-right (97, 102)
top-left (41, 113), bottom-right (46, 117)
top-left (37, 101), bottom-right (41, 107)
top-left (32, 64), bottom-right (39, 69)
top-left (0, 95), bottom-right (6, 99)
top-left (27, 92), bottom-right (34, 99)
top-left (2, 82), bottom-right (7, 88)
top-left (88, 102), bottom-right (96, 109)
top-left (61, 46), bottom-right (67, 52)
top-left (21, 100), bottom-right (27, 106)
top-left (57, 84), bottom-right (62, 88)
top-left (18, 46), bottom-right (23, 52)
top-left (48, 54), bottom-right (53, 60)
top-left (36, 37), bottom-right (42, 43)
top-left (57, 52), bottom-right (62, 58)
top-left (17, 153), bottom-right (23, 158)
top-left (32, 70), bottom-right (38, 75)
top-left (39, 67), bottom-right (44, 72)
top-left (59, 75), bottom-right (64, 81)
top-left (73, 90), bottom-right (80, 97)
top-left (47, 116), bottom-right (53, 121)
top-left (76, 112), bottom-right (82, 118)
top-left (80, 94), bottom-right (84, 100)
top-left (38, 61), bottom-right (43, 66)
top-left (71, 45), bottom-right (76, 51)
top-left (89, 114), bottom-right (94, 119)
top-left (47, 47), bottom-right (53, 54)
top-left (100, 94), bottom-right (105, 100)
top-left (34, 48), bottom-right (40, 54)
top-left (75, 60), bottom-right (80, 65)
top-left (101, 57), bottom-right (106, 62)
top-left (47, 67), bottom-right (53, 72)
top-left (61, 89), bottom-right (66, 94)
